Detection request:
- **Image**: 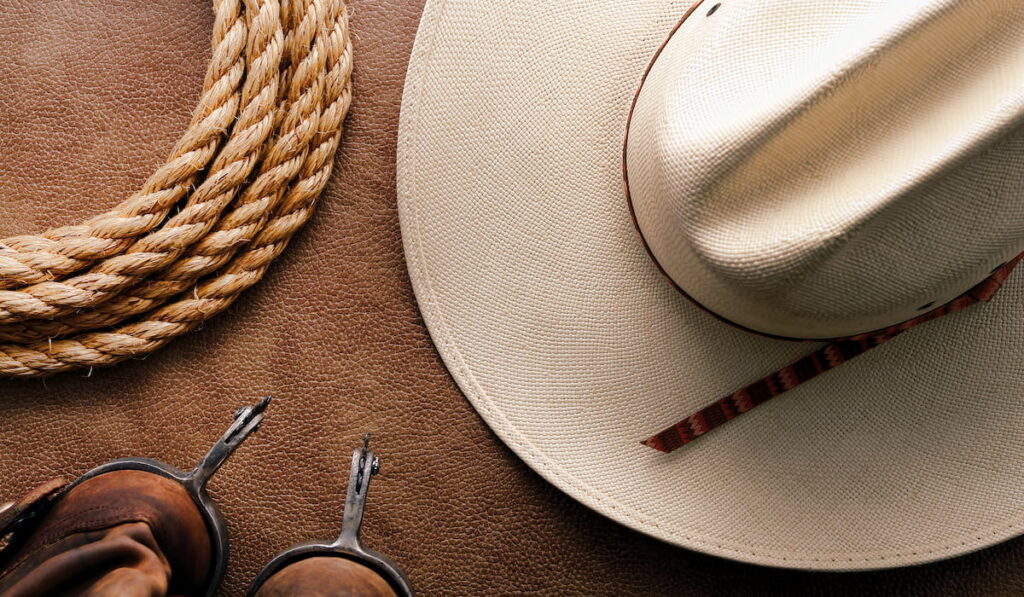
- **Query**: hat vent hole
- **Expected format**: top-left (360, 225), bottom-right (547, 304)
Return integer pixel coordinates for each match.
top-left (917, 301), bottom-right (935, 311)
top-left (707, 3), bottom-right (721, 17)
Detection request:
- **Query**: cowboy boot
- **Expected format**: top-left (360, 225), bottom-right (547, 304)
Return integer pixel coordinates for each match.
top-left (252, 557), bottom-right (398, 597)
top-left (248, 435), bottom-right (412, 597)
top-left (0, 470), bottom-right (212, 597)
top-left (0, 397), bottom-right (269, 597)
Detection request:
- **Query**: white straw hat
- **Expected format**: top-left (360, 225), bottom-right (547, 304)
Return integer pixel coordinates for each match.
top-left (397, 0), bottom-right (1024, 570)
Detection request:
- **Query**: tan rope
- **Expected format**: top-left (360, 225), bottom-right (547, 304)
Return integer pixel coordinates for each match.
top-left (0, 0), bottom-right (353, 377)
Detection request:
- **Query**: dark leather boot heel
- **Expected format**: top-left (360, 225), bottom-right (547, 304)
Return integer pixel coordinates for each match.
top-left (0, 396), bottom-right (270, 597)
top-left (248, 434), bottom-right (413, 597)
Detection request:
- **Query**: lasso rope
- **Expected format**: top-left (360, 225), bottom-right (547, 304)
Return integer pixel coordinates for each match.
top-left (0, 0), bottom-right (353, 377)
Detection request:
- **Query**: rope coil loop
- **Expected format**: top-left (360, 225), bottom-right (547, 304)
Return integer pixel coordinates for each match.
top-left (0, 0), bottom-right (353, 377)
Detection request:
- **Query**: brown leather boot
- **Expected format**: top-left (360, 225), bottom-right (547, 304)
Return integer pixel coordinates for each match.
top-left (0, 470), bottom-right (212, 597)
top-left (253, 557), bottom-right (397, 597)
top-left (0, 397), bottom-right (269, 597)
top-left (247, 434), bottom-right (412, 597)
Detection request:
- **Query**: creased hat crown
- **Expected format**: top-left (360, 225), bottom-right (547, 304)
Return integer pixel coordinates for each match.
top-left (626, 0), bottom-right (1024, 339)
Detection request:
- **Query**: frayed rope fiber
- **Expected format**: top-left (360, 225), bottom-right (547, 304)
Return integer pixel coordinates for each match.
top-left (0, 0), bottom-right (353, 377)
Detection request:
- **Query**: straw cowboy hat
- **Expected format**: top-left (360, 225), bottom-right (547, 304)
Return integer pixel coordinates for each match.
top-left (397, 0), bottom-right (1024, 571)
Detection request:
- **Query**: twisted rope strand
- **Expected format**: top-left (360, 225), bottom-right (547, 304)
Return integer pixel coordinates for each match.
top-left (0, 0), bottom-right (351, 376)
top-left (0, 0), bottom-right (316, 341)
top-left (0, 0), bottom-right (248, 288)
top-left (0, 0), bottom-right (288, 323)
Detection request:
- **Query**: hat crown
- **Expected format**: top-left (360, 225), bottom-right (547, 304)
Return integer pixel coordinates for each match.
top-left (626, 0), bottom-right (1024, 339)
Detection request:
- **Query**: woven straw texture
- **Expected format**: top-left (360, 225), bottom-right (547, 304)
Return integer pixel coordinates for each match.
top-left (0, 0), bottom-right (352, 377)
top-left (398, 0), bottom-right (1024, 570)
top-left (626, 0), bottom-right (1024, 339)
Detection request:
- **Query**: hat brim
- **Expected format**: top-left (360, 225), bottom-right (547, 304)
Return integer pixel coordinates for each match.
top-left (397, 0), bottom-right (1024, 570)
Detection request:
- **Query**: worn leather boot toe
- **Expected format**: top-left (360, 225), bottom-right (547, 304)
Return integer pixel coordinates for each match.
top-left (0, 470), bottom-right (212, 597)
top-left (254, 557), bottom-right (398, 597)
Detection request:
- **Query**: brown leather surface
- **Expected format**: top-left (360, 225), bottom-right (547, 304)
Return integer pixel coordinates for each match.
top-left (2, 1), bottom-right (1024, 595)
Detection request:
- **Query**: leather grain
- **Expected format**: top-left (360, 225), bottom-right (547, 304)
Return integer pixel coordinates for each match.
top-left (1, 1), bottom-right (1024, 595)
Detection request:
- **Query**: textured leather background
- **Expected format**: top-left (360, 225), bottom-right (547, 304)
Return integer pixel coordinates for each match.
top-left (2, 1), bottom-right (1024, 595)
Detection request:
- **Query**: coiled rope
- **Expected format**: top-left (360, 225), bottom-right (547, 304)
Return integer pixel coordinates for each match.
top-left (0, 0), bottom-right (352, 377)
